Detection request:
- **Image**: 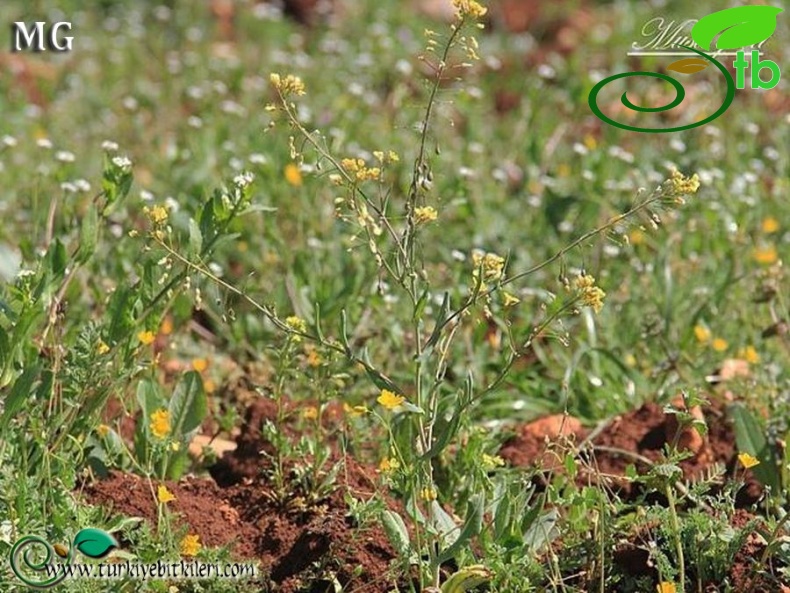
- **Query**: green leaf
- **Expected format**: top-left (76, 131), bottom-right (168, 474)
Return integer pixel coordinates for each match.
top-left (72, 528), bottom-right (118, 559)
top-left (1, 364), bottom-right (39, 431)
top-left (168, 371), bottom-right (207, 437)
top-left (438, 494), bottom-right (484, 563)
top-left (424, 292), bottom-right (450, 350)
top-left (46, 239), bottom-right (68, 277)
top-left (188, 218), bottom-right (203, 257)
top-left (429, 501), bottom-right (458, 547)
top-left (691, 6), bottom-right (783, 51)
top-left (413, 287), bottom-right (429, 322)
top-left (729, 403), bottom-right (779, 491)
top-left (422, 407), bottom-right (462, 460)
top-left (136, 378), bottom-right (163, 420)
top-left (77, 205), bottom-right (99, 264)
top-left (381, 510), bottom-right (410, 557)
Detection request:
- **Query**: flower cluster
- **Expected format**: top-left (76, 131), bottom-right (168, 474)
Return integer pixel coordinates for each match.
top-left (668, 169), bottom-right (700, 196)
top-left (414, 206), bottom-right (438, 224)
top-left (150, 408), bottom-right (171, 439)
top-left (452, 0), bottom-right (487, 20)
top-left (341, 158), bottom-right (380, 182)
top-left (269, 73), bottom-right (306, 97)
top-left (471, 251), bottom-right (505, 283)
top-left (573, 273), bottom-right (606, 314)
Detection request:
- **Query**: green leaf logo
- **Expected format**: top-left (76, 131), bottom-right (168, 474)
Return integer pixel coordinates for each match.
top-left (692, 6), bottom-right (783, 51)
top-left (72, 528), bottom-right (118, 559)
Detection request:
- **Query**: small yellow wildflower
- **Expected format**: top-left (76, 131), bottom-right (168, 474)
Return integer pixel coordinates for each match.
top-left (143, 205), bottom-right (169, 225)
top-left (693, 325), bottom-right (711, 343)
top-left (171, 441), bottom-right (180, 452)
top-left (377, 389), bottom-right (405, 410)
top-left (481, 453), bottom-right (505, 470)
top-left (160, 317), bottom-right (174, 335)
top-left (669, 169), bottom-right (700, 195)
top-left (761, 217), bottom-right (779, 234)
top-left (192, 358), bottom-right (208, 373)
top-left (150, 408), bottom-right (171, 439)
top-left (96, 424), bottom-right (110, 438)
top-left (303, 406), bottom-right (319, 420)
top-left (420, 487), bottom-right (438, 501)
top-left (753, 245), bottom-right (778, 265)
top-left (343, 403), bottom-right (369, 418)
top-left (573, 274), bottom-right (606, 314)
top-left (738, 345), bottom-right (759, 364)
top-left (387, 150), bottom-right (399, 162)
top-left (452, 0), bottom-right (488, 19)
top-left (179, 534), bottom-right (201, 557)
top-left (340, 157), bottom-right (379, 181)
top-left (97, 340), bottom-right (110, 355)
top-left (269, 72), bottom-right (306, 96)
top-left (737, 452), bottom-right (760, 469)
top-left (472, 251), bottom-right (505, 282)
top-left (414, 206), bottom-right (438, 224)
top-left (284, 163), bottom-right (303, 187)
top-left (711, 338), bottom-right (728, 352)
top-left (157, 484), bottom-right (176, 504)
top-left (378, 457), bottom-right (400, 474)
top-left (583, 134), bottom-right (598, 150)
top-left (657, 583), bottom-right (676, 593)
top-left (628, 229), bottom-right (645, 246)
top-left (306, 348), bottom-right (322, 368)
top-left (285, 316), bottom-right (306, 342)
top-left (203, 379), bottom-right (216, 394)
top-left (138, 330), bottom-right (156, 346)
top-left (502, 291), bottom-right (520, 307)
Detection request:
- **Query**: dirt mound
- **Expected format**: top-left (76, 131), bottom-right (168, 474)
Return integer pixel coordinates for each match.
top-left (83, 393), bottom-right (397, 593)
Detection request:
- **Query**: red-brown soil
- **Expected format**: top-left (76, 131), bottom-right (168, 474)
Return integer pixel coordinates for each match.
top-left (84, 397), bottom-right (399, 593)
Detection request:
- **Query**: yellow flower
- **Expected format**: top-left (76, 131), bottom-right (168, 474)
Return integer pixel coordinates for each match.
top-left (481, 453), bottom-right (505, 470)
top-left (203, 379), bottom-right (216, 394)
top-left (669, 169), bottom-right (700, 195)
top-left (657, 583), bottom-right (676, 593)
top-left (628, 229), bottom-right (645, 246)
top-left (160, 317), bottom-right (174, 335)
top-left (711, 338), bottom-right (728, 352)
top-left (414, 206), bottom-right (438, 224)
top-left (191, 358), bottom-right (208, 373)
top-left (307, 350), bottom-right (322, 368)
top-left (157, 484), bottom-right (176, 504)
top-left (143, 205), bottom-right (169, 225)
top-left (737, 452), bottom-right (760, 469)
top-left (738, 345), bottom-right (759, 364)
top-left (583, 134), bottom-right (598, 150)
top-left (269, 72), bottom-right (306, 96)
top-left (285, 316), bottom-right (306, 342)
top-left (761, 217), bottom-right (779, 234)
top-left (179, 534), bottom-right (201, 557)
top-left (150, 408), bottom-right (171, 439)
top-left (378, 457), bottom-right (400, 474)
top-left (573, 274), bottom-right (606, 314)
top-left (303, 406), bottom-right (319, 420)
top-left (343, 403), bottom-right (369, 418)
top-left (97, 340), bottom-right (110, 355)
top-left (472, 251), bottom-right (505, 282)
top-left (96, 424), bottom-right (110, 438)
top-left (452, 0), bottom-right (487, 19)
top-left (284, 163), bottom-right (303, 187)
top-left (420, 487), bottom-right (438, 501)
top-left (693, 325), bottom-right (711, 343)
top-left (138, 330), bottom-right (156, 346)
top-left (377, 389), bottom-right (405, 410)
top-left (753, 245), bottom-right (778, 265)
top-left (502, 291), bottom-right (520, 307)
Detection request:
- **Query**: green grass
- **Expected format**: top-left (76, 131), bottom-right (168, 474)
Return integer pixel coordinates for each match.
top-left (0, 0), bottom-right (788, 591)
